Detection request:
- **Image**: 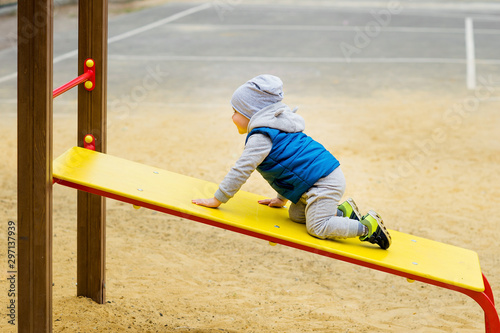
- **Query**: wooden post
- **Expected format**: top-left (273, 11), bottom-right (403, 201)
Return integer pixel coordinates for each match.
top-left (77, 0), bottom-right (108, 304)
top-left (17, 0), bottom-right (54, 331)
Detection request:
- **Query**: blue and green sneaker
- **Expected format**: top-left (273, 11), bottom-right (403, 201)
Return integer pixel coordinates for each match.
top-left (337, 198), bottom-right (362, 221)
top-left (359, 210), bottom-right (391, 250)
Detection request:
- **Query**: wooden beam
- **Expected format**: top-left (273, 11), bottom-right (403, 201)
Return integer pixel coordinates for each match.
top-left (77, 0), bottom-right (108, 304)
top-left (17, 0), bottom-right (54, 332)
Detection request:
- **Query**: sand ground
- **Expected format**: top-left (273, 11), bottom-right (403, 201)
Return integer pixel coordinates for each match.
top-left (2, 90), bottom-right (499, 332)
top-left (1, 1), bottom-right (500, 332)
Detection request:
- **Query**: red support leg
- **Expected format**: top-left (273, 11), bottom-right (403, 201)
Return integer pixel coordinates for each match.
top-left (482, 274), bottom-right (495, 305)
top-left (460, 276), bottom-right (499, 333)
top-left (480, 274), bottom-right (498, 333)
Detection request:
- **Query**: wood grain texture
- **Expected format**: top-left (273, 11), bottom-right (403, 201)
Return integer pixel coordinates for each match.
top-left (17, 0), bottom-right (53, 331)
top-left (77, 0), bottom-right (108, 305)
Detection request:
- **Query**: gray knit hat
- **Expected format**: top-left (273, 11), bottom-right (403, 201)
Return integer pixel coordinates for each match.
top-left (231, 74), bottom-right (284, 119)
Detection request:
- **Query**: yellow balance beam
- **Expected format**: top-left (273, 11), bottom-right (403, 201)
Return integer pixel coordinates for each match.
top-left (53, 147), bottom-right (484, 293)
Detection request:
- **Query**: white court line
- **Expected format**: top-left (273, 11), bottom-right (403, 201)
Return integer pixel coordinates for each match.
top-left (53, 49), bottom-right (78, 64)
top-left (110, 54), bottom-right (476, 64)
top-left (465, 17), bottom-right (476, 90)
top-left (0, 72), bottom-right (17, 84)
top-left (164, 23), bottom-right (500, 35)
top-left (0, 3), bottom-right (211, 85)
top-left (267, 1), bottom-right (500, 11)
top-left (1, 3), bottom-right (498, 85)
top-left (107, 3), bottom-right (210, 44)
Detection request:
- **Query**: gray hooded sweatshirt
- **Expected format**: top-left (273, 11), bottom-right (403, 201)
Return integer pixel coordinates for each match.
top-left (214, 102), bottom-right (364, 239)
top-left (215, 102), bottom-right (305, 203)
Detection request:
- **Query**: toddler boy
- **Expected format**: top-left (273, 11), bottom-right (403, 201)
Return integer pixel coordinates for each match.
top-left (192, 75), bottom-right (391, 249)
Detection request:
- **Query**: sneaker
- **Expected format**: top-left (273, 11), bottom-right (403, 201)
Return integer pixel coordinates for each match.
top-left (337, 198), bottom-right (362, 221)
top-left (359, 210), bottom-right (392, 250)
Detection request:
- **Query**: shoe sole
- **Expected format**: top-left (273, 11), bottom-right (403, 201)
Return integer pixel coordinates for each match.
top-left (367, 210), bottom-right (392, 249)
top-left (346, 198), bottom-right (362, 221)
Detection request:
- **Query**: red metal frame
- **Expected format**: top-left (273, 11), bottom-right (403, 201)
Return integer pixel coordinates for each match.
top-left (53, 172), bottom-right (499, 332)
top-left (53, 58), bottom-right (95, 98)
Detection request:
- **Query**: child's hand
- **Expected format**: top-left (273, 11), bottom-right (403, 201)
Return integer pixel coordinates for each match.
top-left (192, 197), bottom-right (221, 208)
top-left (258, 197), bottom-right (287, 208)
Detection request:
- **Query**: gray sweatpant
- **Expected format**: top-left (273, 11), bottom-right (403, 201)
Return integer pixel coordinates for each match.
top-left (288, 167), bottom-right (364, 239)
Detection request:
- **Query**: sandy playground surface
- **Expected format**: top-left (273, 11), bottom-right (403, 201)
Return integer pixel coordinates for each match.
top-left (1, 1), bottom-right (500, 332)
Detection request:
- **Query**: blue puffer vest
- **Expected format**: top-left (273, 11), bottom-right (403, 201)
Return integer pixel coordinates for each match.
top-left (246, 127), bottom-right (339, 204)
